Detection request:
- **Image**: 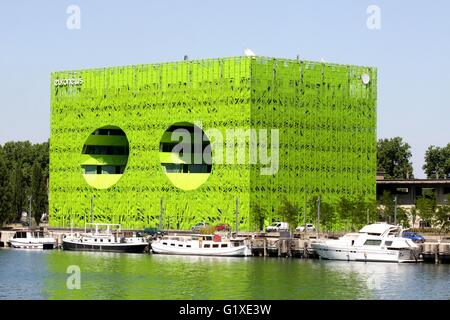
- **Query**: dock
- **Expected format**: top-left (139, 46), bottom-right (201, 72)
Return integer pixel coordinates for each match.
top-left (2, 227), bottom-right (450, 263)
top-left (421, 242), bottom-right (450, 264)
top-left (249, 236), bottom-right (317, 258)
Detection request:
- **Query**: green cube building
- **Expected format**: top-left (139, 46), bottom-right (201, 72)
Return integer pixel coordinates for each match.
top-left (50, 56), bottom-right (377, 230)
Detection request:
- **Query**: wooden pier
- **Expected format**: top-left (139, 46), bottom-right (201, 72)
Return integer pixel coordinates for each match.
top-left (0, 231), bottom-right (15, 247)
top-left (2, 227), bottom-right (450, 264)
top-left (249, 237), bottom-right (317, 258)
top-left (421, 242), bottom-right (450, 264)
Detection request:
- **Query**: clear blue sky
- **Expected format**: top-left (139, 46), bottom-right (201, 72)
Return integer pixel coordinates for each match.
top-left (0, 0), bottom-right (449, 178)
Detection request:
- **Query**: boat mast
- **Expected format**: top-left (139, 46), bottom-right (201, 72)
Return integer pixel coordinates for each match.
top-left (159, 197), bottom-right (164, 230)
top-left (304, 185), bottom-right (308, 229)
top-left (235, 197), bottom-right (239, 236)
top-left (317, 196), bottom-right (320, 239)
top-left (90, 195), bottom-right (94, 233)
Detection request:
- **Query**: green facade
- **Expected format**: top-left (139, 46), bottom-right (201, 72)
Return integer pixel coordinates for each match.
top-left (50, 56), bottom-right (377, 230)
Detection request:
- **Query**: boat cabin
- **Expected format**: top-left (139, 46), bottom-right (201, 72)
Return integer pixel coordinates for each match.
top-left (159, 234), bottom-right (245, 249)
top-left (13, 230), bottom-right (45, 239)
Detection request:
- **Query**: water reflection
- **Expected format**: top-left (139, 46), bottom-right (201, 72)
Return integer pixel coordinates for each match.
top-left (1, 249), bottom-right (448, 300)
top-left (43, 252), bottom-right (369, 299)
top-left (316, 260), bottom-right (450, 300)
top-left (0, 249), bottom-right (50, 299)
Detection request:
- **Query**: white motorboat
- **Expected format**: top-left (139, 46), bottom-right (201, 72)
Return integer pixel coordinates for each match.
top-left (310, 223), bottom-right (421, 263)
top-left (62, 223), bottom-right (148, 253)
top-left (151, 234), bottom-right (252, 257)
top-left (10, 230), bottom-right (56, 250)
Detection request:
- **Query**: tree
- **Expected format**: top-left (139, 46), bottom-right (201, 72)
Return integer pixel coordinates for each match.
top-left (0, 153), bottom-right (13, 225)
top-left (410, 206), bottom-right (418, 228)
top-left (423, 143), bottom-right (450, 179)
top-left (365, 198), bottom-right (378, 225)
top-left (10, 161), bottom-right (25, 220)
top-left (377, 191), bottom-right (394, 223)
top-left (278, 198), bottom-right (299, 232)
top-left (377, 137), bottom-right (413, 179)
top-left (338, 197), bottom-right (354, 229)
top-left (338, 197), bottom-right (375, 231)
top-left (416, 192), bottom-right (436, 227)
top-left (395, 206), bottom-right (410, 228)
top-left (30, 161), bottom-right (48, 225)
top-left (250, 203), bottom-right (266, 232)
top-left (354, 199), bottom-right (371, 228)
top-left (309, 196), bottom-right (335, 231)
top-left (435, 204), bottom-right (450, 233)
top-left (1, 141), bottom-right (49, 224)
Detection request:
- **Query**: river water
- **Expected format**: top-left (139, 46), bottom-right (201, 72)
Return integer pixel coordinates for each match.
top-left (0, 249), bottom-right (448, 300)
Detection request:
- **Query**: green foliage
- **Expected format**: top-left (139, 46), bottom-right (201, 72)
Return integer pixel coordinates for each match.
top-left (416, 193), bottom-right (436, 226)
top-left (10, 162), bottom-right (25, 217)
top-left (377, 191), bottom-right (394, 222)
top-left (338, 197), bottom-right (376, 231)
top-left (377, 137), bottom-right (413, 179)
top-left (354, 199), bottom-right (371, 227)
top-left (395, 206), bottom-right (410, 228)
top-left (250, 203), bottom-right (266, 231)
top-left (0, 152), bottom-right (13, 225)
top-left (435, 204), bottom-right (450, 232)
top-left (377, 191), bottom-right (409, 227)
top-left (0, 141), bottom-right (49, 224)
top-left (366, 198), bottom-right (378, 224)
top-left (277, 198), bottom-right (299, 232)
top-left (308, 196), bottom-right (335, 231)
top-left (423, 143), bottom-right (450, 179)
top-left (31, 161), bottom-right (48, 224)
top-left (410, 206), bottom-right (418, 227)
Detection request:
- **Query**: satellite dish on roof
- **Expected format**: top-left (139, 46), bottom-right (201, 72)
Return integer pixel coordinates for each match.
top-left (244, 48), bottom-right (256, 57)
top-left (361, 73), bottom-right (370, 85)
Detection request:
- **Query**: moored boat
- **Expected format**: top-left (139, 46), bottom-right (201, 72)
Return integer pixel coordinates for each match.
top-left (10, 230), bottom-right (56, 250)
top-left (151, 234), bottom-right (251, 257)
top-left (62, 223), bottom-right (148, 253)
top-left (311, 223), bottom-right (421, 263)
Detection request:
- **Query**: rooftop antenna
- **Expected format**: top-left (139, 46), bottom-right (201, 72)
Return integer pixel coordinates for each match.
top-left (244, 48), bottom-right (256, 57)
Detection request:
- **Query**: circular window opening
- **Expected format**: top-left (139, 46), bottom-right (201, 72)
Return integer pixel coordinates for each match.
top-left (160, 122), bottom-right (212, 191)
top-left (81, 126), bottom-right (129, 189)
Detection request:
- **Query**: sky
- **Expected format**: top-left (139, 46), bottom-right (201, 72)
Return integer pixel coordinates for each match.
top-left (0, 0), bottom-right (449, 178)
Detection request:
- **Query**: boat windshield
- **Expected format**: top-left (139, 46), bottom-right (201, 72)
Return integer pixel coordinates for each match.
top-left (13, 232), bottom-right (27, 239)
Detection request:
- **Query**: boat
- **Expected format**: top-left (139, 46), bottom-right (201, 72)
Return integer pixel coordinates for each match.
top-left (310, 223), bottom-right (421, 263)
top-left (10, 229), bottom-right (56, 250)
top-left (151, 234), bottom-right (252, 257)
top-left (62, 223), bottom-right (148, 253)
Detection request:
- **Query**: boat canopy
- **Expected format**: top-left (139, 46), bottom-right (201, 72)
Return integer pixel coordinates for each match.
top-left (359, 223), bottom-right (398, 236)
